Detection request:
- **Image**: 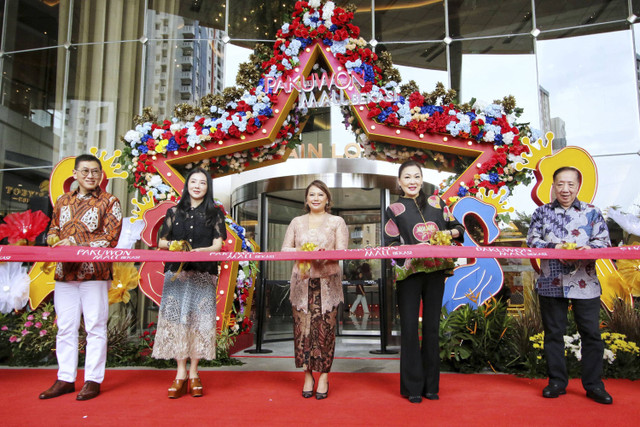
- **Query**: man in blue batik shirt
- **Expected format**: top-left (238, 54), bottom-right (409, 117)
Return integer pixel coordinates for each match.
top-left (527, 166), bottom-right (612, 405)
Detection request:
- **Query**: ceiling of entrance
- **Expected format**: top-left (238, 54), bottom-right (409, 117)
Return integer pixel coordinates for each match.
top-left (157, 0), bottom-right (628, 70)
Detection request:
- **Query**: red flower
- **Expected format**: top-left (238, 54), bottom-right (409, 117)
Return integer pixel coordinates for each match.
top-left (0, 210), bottom-right (50, 244)
top-left (409, 92), bottom-right (425, 109)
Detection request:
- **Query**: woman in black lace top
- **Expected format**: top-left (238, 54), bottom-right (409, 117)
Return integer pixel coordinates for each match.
top-left (152, 167), bottom-right (227, 398)
top-left (384, 160), bottom-right (464, 404)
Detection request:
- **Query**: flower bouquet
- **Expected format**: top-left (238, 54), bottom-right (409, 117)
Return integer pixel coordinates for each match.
top-left (298, 242), bottom-right (317, 276)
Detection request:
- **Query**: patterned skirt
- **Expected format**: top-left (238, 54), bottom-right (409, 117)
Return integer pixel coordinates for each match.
top-left (152, 270), bottom-right (217, 360)
top-left (292, 278), bottom-right (337, 373)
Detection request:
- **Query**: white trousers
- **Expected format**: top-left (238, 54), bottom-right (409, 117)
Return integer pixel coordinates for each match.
top-left (54, 280), bottom-right (109, 383)
top-left (350, 294), bottom-right (370, 313)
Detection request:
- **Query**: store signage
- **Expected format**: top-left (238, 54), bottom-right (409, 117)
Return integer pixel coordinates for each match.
top-left (264, 71), bottom-right (398, 107)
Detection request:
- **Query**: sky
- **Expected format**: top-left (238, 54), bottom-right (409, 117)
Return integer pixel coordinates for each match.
top-left (224, 31), bottom-right (640, 215)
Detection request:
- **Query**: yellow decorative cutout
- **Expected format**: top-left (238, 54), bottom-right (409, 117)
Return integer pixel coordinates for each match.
top-left (48, 157), bottom-right (76, 203)
top-left (130, 193), bottom-right (156, 224)
top-left (597, 259), bottom-right (632, 310)
top-left (532, 146), bottom-right (598, 205)
top-left (477, 187), bottom-right (514, 214)
top-left (28, 262), bottom-right (56, 310)
top-left (89, 147), bottom-right (128, 180)
top-left (515, 132), bottom-right (553, 171)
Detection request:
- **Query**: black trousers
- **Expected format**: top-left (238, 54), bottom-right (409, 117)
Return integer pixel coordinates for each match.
top-left (396, 271), bottom-right (446, 397)
top-left (538, 295), bottom-right (604, 391)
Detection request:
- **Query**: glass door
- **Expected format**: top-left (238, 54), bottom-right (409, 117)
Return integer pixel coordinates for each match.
top-left (339, 209), bottom-right (382, 336)
top-left (261, 195), bottom-right (303, 341)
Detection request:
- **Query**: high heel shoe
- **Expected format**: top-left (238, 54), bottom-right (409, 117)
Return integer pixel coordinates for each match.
top-left (302, 378), bottom-right (315, 398)
top-left (315, 382), bottom-right (329, 400)
top-left (190, 376), bottom-right (203, 397)
top-left (168, 378), bottom-right (188, 399)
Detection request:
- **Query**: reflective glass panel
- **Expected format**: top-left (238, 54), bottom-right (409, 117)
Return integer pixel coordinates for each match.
top-left (65, 42), bottom-right (142, 158)
top-left (535, 0), bottom-right (627, 36)
top-left (227, 0), bottom-right (291, 40)
top-left (0, 46), bottom-right (58, 216)
top-left (384, 41), bottom-right (446, 71)
top-left (149, 0), bottom-right (225, 33)
top-left (537, 29), bottom-right (640, 210)
top-left (71, 0), bottom-right (144, 44)
top-left (448, 0), bottom-right (532, 38)
top-left (2, 0), bottom-right (59, 52)
top-left (375, 0), bottom-right (444, 44)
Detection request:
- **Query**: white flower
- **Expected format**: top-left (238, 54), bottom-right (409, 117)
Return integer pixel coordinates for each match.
top-left (603, 348), bottom-right (615, 364)
top-left (152, 129), bottom-right (164, 139)
top-left (237, 270), bottom-right (246, 282)
top-left (124, 130), bottom-right (142, 144)
top-left (0, 263), bottom-right (30, 314)
top-left (502, 131), bottom-right (515, 145)
top-left (309, 0), bottom-right (321, 8)
top-left (148, 174), bottom-right (164, 188)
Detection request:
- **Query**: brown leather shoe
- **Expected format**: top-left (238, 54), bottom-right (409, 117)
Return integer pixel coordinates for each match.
top-left (168, 378), bottom-right (188, 399)
top-left (76, 381), bottom-right (101, 401)
top-left (189, 376), bottom-right (203, 397)
top-left (39, 380), bottom-right (75, 399)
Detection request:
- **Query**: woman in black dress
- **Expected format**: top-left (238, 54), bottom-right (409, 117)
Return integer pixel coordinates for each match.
top-left (152, 167), bottom-right (227, 398)
top-left (384, 160), bottom-right (464, 404)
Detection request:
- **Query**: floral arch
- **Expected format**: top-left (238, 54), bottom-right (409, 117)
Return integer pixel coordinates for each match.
top-left (118, 0), bottom-right (623, 325)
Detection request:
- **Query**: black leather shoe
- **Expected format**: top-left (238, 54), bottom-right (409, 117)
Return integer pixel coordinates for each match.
top-left (408, 395), bottom-right (422, 403)
top-left (586, 388), bottom-right (612, 404)
top-left (542, 384), bottom-right (566, 398)
top-left (424, 393), bottom-right (439, 400)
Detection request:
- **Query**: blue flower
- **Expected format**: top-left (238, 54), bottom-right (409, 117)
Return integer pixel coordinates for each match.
top-left (488, 172), bottom-right (500, 184)
top-left (458, 187), bottom-right (468, 197)
top-left (167, 139), bottom-right (179, 151)
top-left (484, 104), bottom-right (502, 118)
top-left (138, 145), bottom-right (148, 154)
top-left (259, 107), bottom-right (273, 117)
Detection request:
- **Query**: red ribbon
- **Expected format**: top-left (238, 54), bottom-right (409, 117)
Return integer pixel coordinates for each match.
top-left (1, 244), bottom-right (638, 263)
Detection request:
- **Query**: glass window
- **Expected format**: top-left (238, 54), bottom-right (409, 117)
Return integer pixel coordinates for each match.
top-left (375, 0), bottom-right (443, 44)
top-left (2, 0), bottom-right (59, 52)
top-left (65, 42), bottom-right (142, 159)
top-left (536, 29), bottom-right (640, 210)
top-left (335, 0), bottom-right (372, 42)
top-left (1, 48), bottom-right (57, 121)
top-left (383, 42), bottom-right (447, 71)
top-left (535, 0), bottom-right (628, 37)
top-left (456, 36), bottom-right (539, 128)
top-left (448, 0), bottom-right (532, 39)
top-left (71, 0), bottom-right (144, 44)
top-left (450, 35), bottom-right (535, 100)
top-left (227, 0), bottom-right (291, 40)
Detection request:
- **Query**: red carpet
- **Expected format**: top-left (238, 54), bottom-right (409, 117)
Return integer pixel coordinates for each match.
top-left (0, 369), bottom-right (638, 426)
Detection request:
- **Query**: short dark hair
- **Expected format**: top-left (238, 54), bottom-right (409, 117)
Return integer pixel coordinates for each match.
top-left (304, 180), bottom-right (332, 213)
top-left (552, 166), bottom-right (581, 184)
top-left (74, 154), bottom-right (102, 170)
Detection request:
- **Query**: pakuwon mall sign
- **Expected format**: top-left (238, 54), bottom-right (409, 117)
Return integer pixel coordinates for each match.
top-left (264, 69), bottom-right (398, 109)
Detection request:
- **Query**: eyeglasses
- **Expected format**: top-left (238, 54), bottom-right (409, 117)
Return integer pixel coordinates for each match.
top-left (76, 168), bottom-right (102, 177)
